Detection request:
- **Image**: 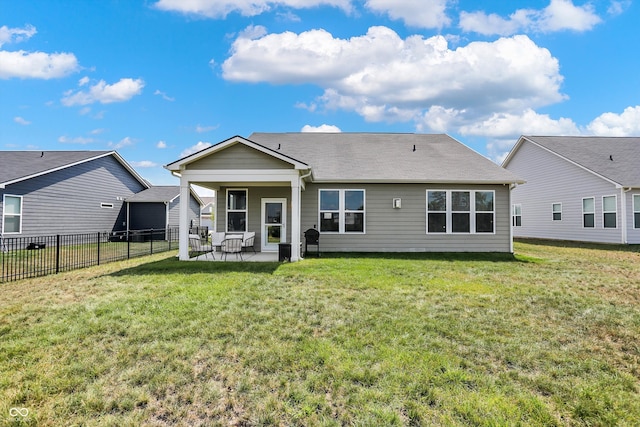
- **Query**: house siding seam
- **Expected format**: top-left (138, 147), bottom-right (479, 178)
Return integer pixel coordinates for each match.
top-left (0, 155), bottom-right (146, 238)
top-left (507, 140), bottom-right (626, 244)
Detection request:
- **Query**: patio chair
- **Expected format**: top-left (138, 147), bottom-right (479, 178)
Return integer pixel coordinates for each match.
top-left (242, 231), bottom-right (256, 254)
top-left (189, 234), bottom-right (215, 260)
top-left (221, 236), bottom-right (243, 261)
top-left (304, 228), bottom-right (320, 257)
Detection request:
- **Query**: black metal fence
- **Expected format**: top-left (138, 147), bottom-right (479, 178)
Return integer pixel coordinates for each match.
top-left (0, 228), bottom-right (185, 283)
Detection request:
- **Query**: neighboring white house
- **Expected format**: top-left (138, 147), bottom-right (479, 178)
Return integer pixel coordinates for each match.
top-left (165, 133), bottom-right (524, 261)
top-left (503, 136), bottom-right (640, 244)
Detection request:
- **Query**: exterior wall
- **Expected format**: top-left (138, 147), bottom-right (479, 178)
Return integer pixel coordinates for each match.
top-left (216, 186), bottom-right (291, 252)
top-left (506, 141), bottom-right (625, 244)
top-left (189, 144), bottom-right (294, 170)
top-left (625, 189), bottom-right (640, 244)
top-left (300, 183), bottom-right (512, 252)
top-left (0, 155), bottom-right (146, 238)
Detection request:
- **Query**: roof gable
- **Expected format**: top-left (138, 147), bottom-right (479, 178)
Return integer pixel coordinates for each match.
top-left (504, 136), bottom-right (640, 187)
top-left (126, 185), bottom-right (203, 205)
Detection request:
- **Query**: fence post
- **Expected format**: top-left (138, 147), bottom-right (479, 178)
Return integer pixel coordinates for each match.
top-left (127, 230), bottom-right (130, 259)
top-left (55, 235), bottom-right (61, 274)
top-left (150, 229), bottom-right (154, 255)
top-left (97, 232), bottom-right (101, 265)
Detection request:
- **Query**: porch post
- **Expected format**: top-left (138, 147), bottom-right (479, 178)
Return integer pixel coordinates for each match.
top-left (178, 178), bottom-right (191, 260)
top-left (290, 178), bottom-right (301, 261)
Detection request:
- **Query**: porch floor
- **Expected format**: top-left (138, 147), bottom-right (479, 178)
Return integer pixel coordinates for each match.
top-left (189, 250), bottom-right (281, 262)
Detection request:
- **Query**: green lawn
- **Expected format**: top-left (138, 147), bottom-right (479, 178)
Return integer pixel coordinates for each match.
top-left (1, 241), bottom-right (639, 426)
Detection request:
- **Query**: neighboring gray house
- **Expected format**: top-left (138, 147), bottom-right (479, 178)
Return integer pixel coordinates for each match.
top-left (199, 196), bottom-right (216, 232)
top-left (165, 133), bottom-right (524, 261)
top-left (126, 186), bottom-right (203, 236)
top-left (1, 151), bottom-right (149, 238)
top-left (503, 136), bottom-right (640, 244)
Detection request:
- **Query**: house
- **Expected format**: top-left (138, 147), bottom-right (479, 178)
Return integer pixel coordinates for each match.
top-left (125, 185), bottom-right (203, 238)
top-left (502, 136), bottom-right (640, 244)
top-left (1, 151), bottom-right (150, 238)
top-left (199, 196), bottom-right (216, 232)
top-left (165, 133), bottom-right (523, 261)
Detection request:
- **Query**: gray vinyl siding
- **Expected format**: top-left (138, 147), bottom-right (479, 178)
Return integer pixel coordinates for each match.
top-left (189, 144), bottom-right (294, 170)
top-left (300, 183), bottom-right (512, 252)
top-left (0, 155), bottom-right (146, 238)
top-left (507, 141), bottom-right (625, 244)
top-left (626, 189), bottom-right (640, 244)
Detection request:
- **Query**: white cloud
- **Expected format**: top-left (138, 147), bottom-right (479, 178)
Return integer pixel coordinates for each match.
top-left (365, 0), bottom-right (451, 29)
top-left (460, 0), bottom-right (602, 36)
top-left (223, 26), bottom-right (565, 124)
top-left (301, 124), bottom-right (341, 132)
top-left (459, 108), bottom-right (580, 139)
top-left (78, 76), bottom-right (90, 86)
top-left (608, 0), bottom-right (631, 16)
top-left (195, 124), bottom-right (218, 133)
top-left (156, 140), bottom-right (167, 149)
top-left (587, 106), bottom-right (640, 136)
top-left (58, 135), bottom-right (94, 144)
top-left (130, 160), bottom-right (158, 168)
top-left (0, 50), bottom-right (78, 79)
top-left (109, 136), bottom-right (135, 150)
top-left (0, 24), bottom-right (37, 47)
top-left (90, 128), bottom-right (106, 135)
top-left (154, 89), bottom-right (175, 101)
top-left (14, 116), bottom-right (31, 125)
top-left (180, 141), bottom-right (212, 158)
top-left (61, 78), bottom-right (145, 106)
top-left (153, 0), bottom-right (351, 18)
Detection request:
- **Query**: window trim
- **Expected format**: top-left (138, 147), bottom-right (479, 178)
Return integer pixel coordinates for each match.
top-left (582, 197), bottom-right (595, 228)
top-left (634, 194), bottom-right (640, 229)
top-left (2, 194), bottom-right (23, 235)
top-left (318, 189), bottom-right (366, 234)
top-left (226, 188), bottom-right (248, 233)
top-left (512, 204), bottom-right (522, 227)
top-left (426, 190), bottom-right (495, 234)
top-left (602, 195), bottom-right (617, 229)
top-left (552, 202), bottom-right (562, 221)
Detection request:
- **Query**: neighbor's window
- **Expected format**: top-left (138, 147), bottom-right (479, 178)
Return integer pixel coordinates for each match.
top-left (552, 203), bottom-right (562, 221)
top-left (427, 190), bottom-right (494, 234)
top-left (582, 197), bottom-right (595, 228)
top-left (227, 189), bottom-right (247, 232)
top-left (634, 195), bottom-right (640, 229)
top-left (512, 204), bottom-right (522, 227)
top-left (319, 189), bottom-right (365, 233)
top-left (2, 195), bottom-right (22, 234)
top-left (603, 195), bottom-right (617, 229)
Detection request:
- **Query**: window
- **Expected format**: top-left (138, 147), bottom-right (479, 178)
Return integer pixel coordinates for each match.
top-left (427, 190), bottom-right (494, 234)
top-left (552, 203), bottom-right (562, 221)
top-left (512, 204), bottom-right (522, 227)
top-left (582, 197), bottom-right (595, 228)
top-left (226, 189), bottom-right (247, 232)
top-left (634, 195), bottom-right (640, 229)
top-left (603, 195), bottom-right (617, 229)
top-left (319, 189), bottom-right (365, 233)
top-left (3, 195), bottom-right (22, 234)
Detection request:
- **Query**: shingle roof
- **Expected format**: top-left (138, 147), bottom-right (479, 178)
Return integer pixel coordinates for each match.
top-left (248, 133), bottom-right (522, 184)
top-left (518, 136), bottom-right (640, 187)
top-left (126, 186), bottom-right (180, 202)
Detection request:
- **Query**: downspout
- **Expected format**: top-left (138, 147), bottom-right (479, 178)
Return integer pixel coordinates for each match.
top-left (165, 201), bottom-right (170, 241)
top-left (126, 201), bottom-right (130, 234)
top-left (508, 183), bottom-right (517, 254)
top-left (621, 187), bottom-right (632, 244)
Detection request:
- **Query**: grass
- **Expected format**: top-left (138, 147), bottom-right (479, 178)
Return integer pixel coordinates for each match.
top-left (0, 240), bottom-right (639, 426)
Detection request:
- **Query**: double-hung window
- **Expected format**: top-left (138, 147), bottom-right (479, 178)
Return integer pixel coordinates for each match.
top-left (427, 190), bottom-right (494, 234)
top-left (603, 195), bottom-right (617, 229)
top-left (582, 197), bottom-right (595, 228)
top-left (226, 189), bottom-right (247, 232)
top-left (552, 203), bottom-right (562, 221)
top-left (634, 195), bottom-right (640, 229)
top-left (319, 189), bottom-right (365, 233)
top-left (2, 195), bottom-right (23, 234)
top-left (512, 204), bottom-right (522, 227)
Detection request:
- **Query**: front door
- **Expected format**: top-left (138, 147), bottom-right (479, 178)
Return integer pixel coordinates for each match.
top-left (261, 198), bottom-right (286, 251)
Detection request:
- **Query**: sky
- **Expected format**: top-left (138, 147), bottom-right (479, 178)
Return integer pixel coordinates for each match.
top-left (2, 0), bottom-right (639, 190)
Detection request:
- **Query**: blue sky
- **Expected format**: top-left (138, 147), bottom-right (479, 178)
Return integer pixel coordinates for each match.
top-left (2, 0), bottom-right (639, 189)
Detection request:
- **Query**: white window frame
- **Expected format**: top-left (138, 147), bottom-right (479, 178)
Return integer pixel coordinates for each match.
top-left (226, 188), bottom-right (248, 233)
top-left (552, 203), bottom-right (562, 221)
top-left (318, 189), bottom-right (365, 234)
top-left (582, 197), bottom-right (595, 228)
top-left (426, 190), bottom-right (495, 234)
top-left (602, 195), bottom-right (617, 229)
top-left (634, 195), bottom-right (640, 229)
top-left (2, 194), bottom-right (23, 234)
top-left (512, 204), bottom-right (522, 227)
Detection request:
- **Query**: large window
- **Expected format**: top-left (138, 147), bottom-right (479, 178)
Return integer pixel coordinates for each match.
top-left (634, 195), bottom-right (640, 229)
top-left (603, 195), bottom-right (617, 229)
top-left (2, 195), bottom-right (22, 234)
top-left (582, 197), bottom-right (595, 228)
top-left (319, 189), bottom-right (365, 233)
top-left (512, 204), bottom-right (522, 227)
top-left (552, 203), bottom-right (562, 221)
top-left (427, 190), bottom-right (494, 234)
top-left (226, 189), bottom-right (247, 232)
